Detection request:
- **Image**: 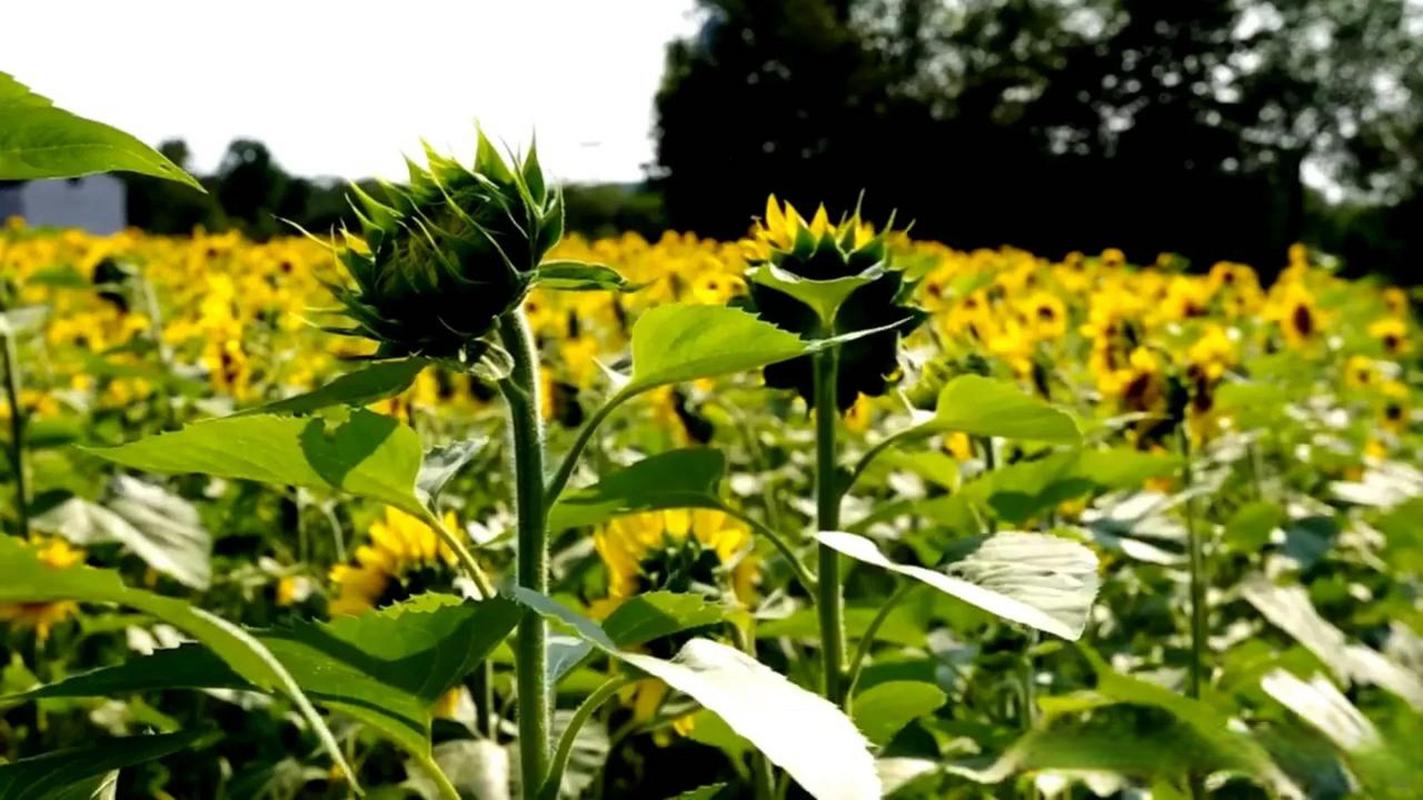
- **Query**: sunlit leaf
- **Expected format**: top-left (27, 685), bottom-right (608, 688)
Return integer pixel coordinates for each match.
top-left (534, 260), bottom-right (635, 291)
top-left (547, 448), bottom-right (725, 531)
top-left (601, 591), bottom-right (729, 649)
top-left (0, 72), bottom-right (202, 189)
top-left (512, 589), bottom-right (881, 800)
top-left (915, 375), bottom-right (1081, 445)
top-left (249, 358), bottom-right (428, 416)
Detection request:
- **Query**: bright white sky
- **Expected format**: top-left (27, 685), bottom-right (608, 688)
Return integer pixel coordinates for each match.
top-left (6, 1), bottom-right (701, 183)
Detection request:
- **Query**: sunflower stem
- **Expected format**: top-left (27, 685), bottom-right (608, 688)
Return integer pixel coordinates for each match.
top-left (1, 329), bottom-right (30, 537)
top-left (498, 309), bottom-right (551, 800)
top-left (812, 347), bottom-right (847, 705)
top-left (539, 676), bottom-right (630, 800)
top-left (1178, 427), bottom-right (1208, 800)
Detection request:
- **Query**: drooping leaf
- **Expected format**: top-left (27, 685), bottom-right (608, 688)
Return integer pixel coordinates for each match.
top-left (249, 358), bottom-right (428, 416)
top-left (818, 531), bottom-right (1100, 640)
top-left (417, 437), bottom-right (486, 503)
top-left (82, 409), bottom-right (425, 516)
top-left (512, 589), bottom-right (881, 800)
top-left (0, 72), bottom-right (202, 189)
top-left (534, 260), bottom-right (635, 292)
top-left (915, 375), bottom-right (1081, 445)
top-left (664, 784), bottom-right (728, 800)
top-left (747, 262), bottom-right (882, 326)
top-left (0, 729), bottom-right (210, 800)
top-left (601, 591), bottom-right (729, 649)
top-left (1259, 670), bottom-right (1379, 752)
top-left (813, 529), bottom-right (1098, 634)
top-left (11, 593), bottom-right (521, 759)
top-left (33, 476), bottom-right (212, 589)
top-left (0, 537), bottom-right (355, 788)
top-left (851, 681), bottom-right (947, 747)
top-left (623, 305), bottom-right (818, 394)
top-left (547, 448), bottom-right (725, 531)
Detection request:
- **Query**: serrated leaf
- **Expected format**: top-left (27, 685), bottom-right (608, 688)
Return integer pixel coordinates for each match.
top-left (915, 375), bottom-right (1081, 445)
top-left (747, 262), bottom-right (881, 325)
top-left (0, 72), bottom-right (202, 189)
top-left (82, 409), bottom-right (425, 516)
top-left (851, 681), bottom-right (947, 747)
top-left (601, 591), bottom-right (729, 648)
top-left (250, 358), bottom-right (428, 416)
top-left (623, 305), bottom-right (817, 394)
top-left (547, 448), bottom-right (725, 531)
top-left (0, 729), bottom-right (209, 800)
top-left (0, 537), bottom-right (355, 788)
top-left (512, 589), bottom-right (881, 800)
top-left (817, 531), bottom-right (1099, 640)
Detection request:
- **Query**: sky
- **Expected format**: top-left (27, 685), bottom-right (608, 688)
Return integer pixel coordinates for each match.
top-left (7, 1), bottom-right (701, 184)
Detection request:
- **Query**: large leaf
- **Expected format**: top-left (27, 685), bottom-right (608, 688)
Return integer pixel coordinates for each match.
top-left (83, 409), bottom-right (425, 516)
top-left (513, 589), bottom-right (881, 800)
top-left (602, 591), bottom-right (729, 649)
top-left (534, 260), bottom-right (634, 292)
top-left (0, 72), bottom-right (201, 189)
top-left (1259, 670), bottom-right (1379, 752)
top-left (620, 304), bottom-right (876, 395)
top-left (547, 448), bottom-right (725, 531)
top-left (0, 537), bottom-right (355, 788)
top-left (818, 531), bottom-right (1100, 640)
top-left (0, 729), bottom-right (209, 800)
top-left (11, 593), bottom-right (521, 759)
top-left (915, 375), bottom-right (1081, 445)
top-left (851, 681), bottom-right (947, 747)
top-left (250, 358), bottom-right (428, 416)
top-left (33, 476), bottom-right (212, 589)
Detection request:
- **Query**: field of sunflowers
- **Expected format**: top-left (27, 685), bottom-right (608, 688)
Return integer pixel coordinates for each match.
top-left (4, 151), bottom-right (1423, 799)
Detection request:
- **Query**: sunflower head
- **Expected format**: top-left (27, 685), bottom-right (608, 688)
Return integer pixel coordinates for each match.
top-left (594, 509), bottom-right (757, 610)
top-left (737, 196), bottom-right (926, 412)
top-left (328, 133), bottom-right (562, 364)
top-left (329, 507), bottom-right (459, 616)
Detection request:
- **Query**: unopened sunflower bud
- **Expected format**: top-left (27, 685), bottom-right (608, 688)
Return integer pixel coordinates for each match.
top-left (737, 195), bottom-right (926, 411)
top-left (327, 133), bottom-right (562, 365)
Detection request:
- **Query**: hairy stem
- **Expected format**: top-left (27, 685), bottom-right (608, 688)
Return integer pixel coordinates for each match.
top-left (499, 310), bottom-right (551, 798)
top-left (812, 348), bottom-right (847, 705)
top-left (1179, 428), bottom-right (1207, 800)
top-left (1, 331), bottom-right (29, 537)
top-left (540, 676), bottom-right (630, 800)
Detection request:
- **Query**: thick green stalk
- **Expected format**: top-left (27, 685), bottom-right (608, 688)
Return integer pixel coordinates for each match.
top-left (812, 348), bottom-right (847, 705)
top-left (498, 311), bottom-right (551, 798)
top-left (1, 331), bottom-right (29, 536)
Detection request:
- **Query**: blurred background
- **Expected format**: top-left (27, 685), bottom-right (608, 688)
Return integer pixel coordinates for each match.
top-left (5, 0), bottom-right (1422, 280)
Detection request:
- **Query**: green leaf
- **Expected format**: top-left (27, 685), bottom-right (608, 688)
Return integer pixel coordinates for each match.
top-left (623, 305), bottom-right (816, 394)
top-left (1225, 501), bottom-right (1283, 552)
top-left (82, 409), bottom-right (425, 516)
top-left (915, 375), bottom-right (1081, 445)
top-left (747, 262), bottom-right (881, 326)
top-left (417, 438), bottom-right (486, 503)
top-left (512, 588), bottom-right (881, 800)
top-left (0, 72), bottom-right (202, 190)
top-left (1075, 646), bottom-right (1301, 797)
top-left (547, 448), bottom-right (725, 531)
top-left (601, 591), bottom-right (729, 648)
top-left (249, 359), bottom-right (428, 416)
top-left (817, 531), bottom-right (1100, 640)
top-left (32, 475), bottom-right (212, 589)
top-left (534, 260), bottom-right (636, 292)
top-left (0, 537), bottom-right (356, 789)
top-left (665, 784), bottom-right (727, 800)
top-left (851, 681), bottom-right (947, 747)
top-left (0, 729), bottom-right (210, 800)
top-left (11, 593), bottom-right (521, 759)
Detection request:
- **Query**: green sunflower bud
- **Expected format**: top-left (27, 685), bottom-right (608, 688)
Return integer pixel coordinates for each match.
top-left (737, 195), bottom-right (926, 411)
top-left (327, 132), bottom-right (563, 365)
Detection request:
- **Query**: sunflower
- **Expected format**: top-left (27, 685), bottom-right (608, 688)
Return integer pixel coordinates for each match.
top-left (328, 507), bottom-right (459, 616)
top-left (1368, 317), bottom-right (1409, 357)
top-left (594, 509), bottom-right (757, 610)
top-left (1380, 380), bottom-right (1410, 434)
top-left (0, 537), bottom-right (84, 642)
top-left (1265, 282), bottom-right (1325, 349)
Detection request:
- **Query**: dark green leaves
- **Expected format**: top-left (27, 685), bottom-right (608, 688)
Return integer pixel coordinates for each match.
top-left (534, 260), bottom-right (636, 292)
top-left (248, 358), bottom-right (427, 416)
top-left (0, 72), bottom-right (201, 189)
top-left (0, 729), bottom-right (210, 800)
top-left (547, 448), bottom-right (725, 530)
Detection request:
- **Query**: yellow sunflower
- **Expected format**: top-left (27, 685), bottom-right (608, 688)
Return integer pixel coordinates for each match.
top-left (1368, 317), bottom-right (1409, 357)
top-left (594, 509), bottom-right (757, 611)
top-left (328, 507), bottom-right (459, 616)
top-left (0, 537), bottom-right (84, 642)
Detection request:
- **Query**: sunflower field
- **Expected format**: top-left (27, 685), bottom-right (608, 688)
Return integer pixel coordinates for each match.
top-left (4, 76), bottom-right (1423, 800)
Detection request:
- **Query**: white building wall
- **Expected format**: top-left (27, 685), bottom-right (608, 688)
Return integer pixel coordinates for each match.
top-left (3, 175), bottom-right (127, 234)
